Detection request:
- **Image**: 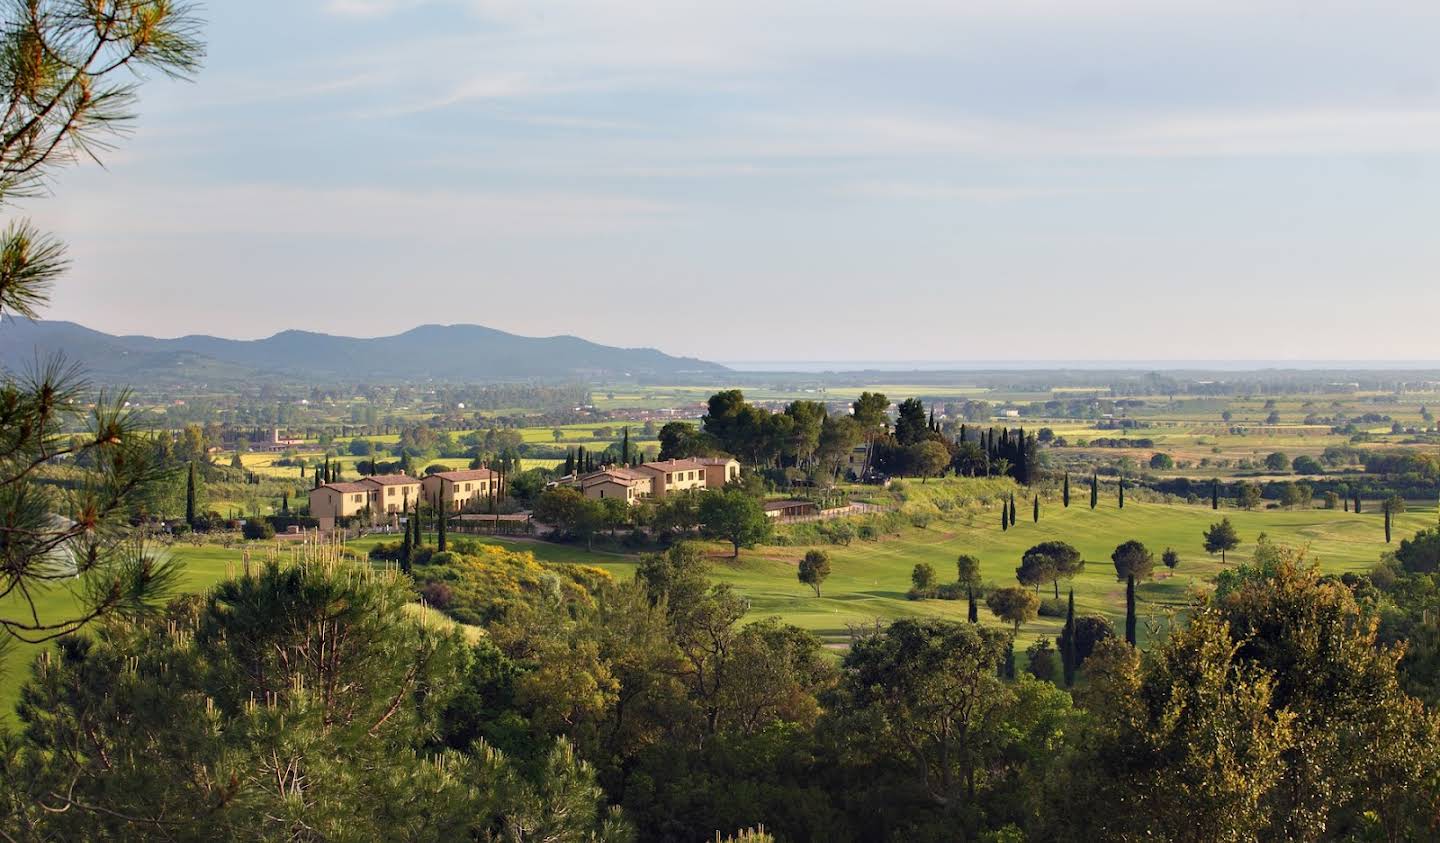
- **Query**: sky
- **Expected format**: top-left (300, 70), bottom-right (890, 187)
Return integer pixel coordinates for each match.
top-left (21, 0), bottom-right (1440, 362)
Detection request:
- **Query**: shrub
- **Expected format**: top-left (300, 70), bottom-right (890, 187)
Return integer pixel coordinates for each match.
top-left (369, 541), bottom-right (404, 561)
top-left (241, 520), bottom-right (275, 541)
top-left (933, 582), bottom-right (966, 601)
top-left (857, 525), bottom-right (877, 541)
top-left (1058, 615), bottom-right (1115, 669)
top-left (418, 580), bottom-right (453, 609)
top-left (1038, 597), bottom-right (1067, 618)
top-left (1027, 638), bottom-right (1057, 682)
top-left (823, 521), bottom-right (855, 546)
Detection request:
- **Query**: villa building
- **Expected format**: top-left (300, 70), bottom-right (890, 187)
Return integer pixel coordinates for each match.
top-left (308, 472), bottom-right (422, 531)
top-left (571, 457), bottom-right (741, 505)
top-left (422, 468), bottom-right (498, 512)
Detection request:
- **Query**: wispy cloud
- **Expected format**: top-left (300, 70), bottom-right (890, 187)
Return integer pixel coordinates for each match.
top-left (28, 183), bottom-right (680, 238)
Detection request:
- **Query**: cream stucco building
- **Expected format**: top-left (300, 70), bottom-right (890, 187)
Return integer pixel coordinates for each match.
top-left (422, 468), bottom-right (497, 512)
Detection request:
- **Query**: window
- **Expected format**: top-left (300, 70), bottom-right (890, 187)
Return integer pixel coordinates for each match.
top-left (387, 487), bottom-right (395, 497)
top-left (666, 473), bottom-right (673, 482)
top-left (464, 483), bottom-right (471, 491)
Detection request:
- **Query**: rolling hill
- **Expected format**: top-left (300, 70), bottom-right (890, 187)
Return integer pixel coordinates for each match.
top-left (0, 319), bottom-right (727, 383)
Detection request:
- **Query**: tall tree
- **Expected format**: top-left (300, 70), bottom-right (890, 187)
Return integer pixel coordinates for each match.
top-left (1063, 472), bottom-right (1071, 507)
top-left (1212, 478), bottom-right (1220, 510)
top-left (437, 500), bottom-right (447, 552)
top-left (698, 488), bottom-right (771, 558)
top-left (185, 462), bottom-right (197, 526)
top-left (851, 391), bottom-right (890, 473)
top-left (1090, 472), bottom-right (1099, 509)
top-left (831, 619), bottom-right (1028, 818)
top-left (1033, 494), bottom-right (1040, 523)
top-left (1020, 541), bottom-right (1083, 598)
top-left (987, 586), bottom-right (1040, 632)
top-left (1111, 539), bottom-right (1155, 645)
top-left (894, 398), bottom-right (928, 447)
top-left (1118, 477), bottom-right (1125, 509)
top-left (1008, 493), bottom-right (1017, 526)
top-left (956, 554), bottom-right (982, 590)
top-left (1203, 517), bottom-right (1241, 563)
top-left (797, 549), bottom-right (831, 597)
top-left (1061, 588), bottom-right (1077, 687)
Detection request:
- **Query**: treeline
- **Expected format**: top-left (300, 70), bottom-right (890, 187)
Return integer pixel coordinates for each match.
top-left (655, 390), bottom-right (1040, 484)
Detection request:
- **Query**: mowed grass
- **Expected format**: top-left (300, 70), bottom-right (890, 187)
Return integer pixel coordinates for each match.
top-left (579, 499), bottom-right (1432, 651)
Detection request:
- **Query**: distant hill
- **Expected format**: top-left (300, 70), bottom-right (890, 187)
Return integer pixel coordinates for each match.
top-left (0, 319), bottom-right (727, 383)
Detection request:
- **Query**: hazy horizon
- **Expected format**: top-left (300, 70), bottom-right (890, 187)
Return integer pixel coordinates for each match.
top-left (25, 315), bottom-right (1440, 372)
top-left (17, 1), bottom-right (1440, 361)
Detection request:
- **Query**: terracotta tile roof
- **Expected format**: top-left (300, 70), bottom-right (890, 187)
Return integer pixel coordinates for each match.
top-left (695, 457), bottom-right (739, 465)
top-left (361, 474), bottom-right (420, 486)
top-left (319, 482), bottom-right (371, 493)
top-left (579, 468), bottom-right (649, 485)
top-left (638, 459), bottom-right (705, 472)
top-left (433, 469), bottom-right (496, 482)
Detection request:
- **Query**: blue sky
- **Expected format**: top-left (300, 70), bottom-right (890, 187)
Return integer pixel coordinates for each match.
top-left (24, 1), bottom-right (1440, 362)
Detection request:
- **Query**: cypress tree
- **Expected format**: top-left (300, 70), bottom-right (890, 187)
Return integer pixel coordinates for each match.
top-left (1062, 472), bottom-right (1070, 507)
top-left (1015, 427), bottom-right (1027, 483)
top-left (1008, 493), bottom-right (1017, 526)
top-left (185, 462), bottom-right (197, 526)
top-left (1212, 479), bottom-right (1219, 510)
top-left (1118, 478), bottom-right (1125, 509)
top-left (1001, 507), bottom-right (1008, 531)
top-left (1354, 494), bottom-right (1362, 514)
top-left (281, 491), bottom-right (289, 514)
top-left (1344, 494), bottom-right (1349, 513)
top-left (967, 586), bottom-right (978, 623)
top-left (622, 426), bottom-right (630, 465)
top-left (1003, 640), bottom-right (1016, 680)
top-left (1090, 473), bottom-right (1098, 509)
top-left (1062, 588), bottom-right (1076, 687)
top-left (401, 525), bottom-right (412, 573)
top-left (437, 501), bottom-right (447, 552)
top-left (1125, 574), bottom-right (1137, 646)
top-left (1385, 506), bottom-right (1392, 543)
top-left (1033, 494), bottom-right (1039, 523)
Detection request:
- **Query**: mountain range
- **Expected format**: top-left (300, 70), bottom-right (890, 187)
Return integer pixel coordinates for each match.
top-left (0, 319), bottom-right (727, 384)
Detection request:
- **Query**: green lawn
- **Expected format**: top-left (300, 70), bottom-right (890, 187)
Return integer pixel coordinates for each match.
top-left (567, 498), bottom-right (1429, 652)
